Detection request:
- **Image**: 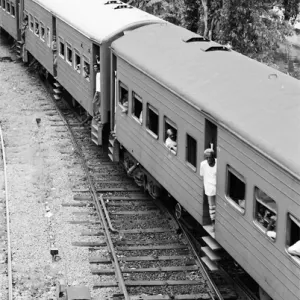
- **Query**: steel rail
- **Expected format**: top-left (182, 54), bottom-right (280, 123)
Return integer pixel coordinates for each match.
top-left (0, 124), bottom-right (13, 300)
top-left (46, 95), bottom-right (130, 300)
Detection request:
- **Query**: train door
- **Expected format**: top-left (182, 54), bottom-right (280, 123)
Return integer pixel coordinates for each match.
top-left (52, 16), bottom-right (56, 76)
top-left (110, 53), bottom-right (117, 132)
top-left (202, 119), bottom-right (218, 227)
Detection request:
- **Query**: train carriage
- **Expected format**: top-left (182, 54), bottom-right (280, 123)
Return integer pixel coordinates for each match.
top-left (111, 23), bottom-right (300, 300)
top-left (0, 0), bottom-right (19, 39)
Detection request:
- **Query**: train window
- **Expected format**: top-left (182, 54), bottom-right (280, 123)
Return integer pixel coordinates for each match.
top-left (46, 27), bottom-right (51, 47)
top-left (83, 57), bottom-right (90, 81)
top-left (287, 214), bottom-right (300, 264)
top-left (11, 4), bottom-right (15, 17)
top-left (2, 0), bottom-right (5, 10)
top-left (132, 92), bottom-right (142, 123)
top-left (146, 104), bottom-right (159, 138)
top-left (0, 0), bottom-right (1, 8)
top-left (59, 37), bottom-right (65, 58)
top-left (6, 0), bottom-right (9, 13)
top-left (34, 18), bottom-right (39, 36)
top-left (164, 117), bottom-right (177, 155)
top-left (118, 82), bottom-right (128, 114)
top-left (40, 22), bottom-right (45, 41)
top-left (226, 166), bottom-right (246, 213)
top-left (74, 50), bottom-right (81, 73)
top-left (186, 134), bottom-right (197, 170)
top-left (66, 43), bottom-right (73, 65)
top-left (254, 188), bottom-right (277, 242)
top-left (29, 14), bottom-right (34, 31)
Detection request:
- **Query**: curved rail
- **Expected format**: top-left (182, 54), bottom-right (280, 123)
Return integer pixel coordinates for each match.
top-left (0, 124), bottom-right (13, 300)
top-left (47, 98), bottom-right (129, 299)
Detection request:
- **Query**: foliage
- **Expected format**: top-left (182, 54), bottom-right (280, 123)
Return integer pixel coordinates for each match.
top-left (283, 0), bottom-right (300, 21)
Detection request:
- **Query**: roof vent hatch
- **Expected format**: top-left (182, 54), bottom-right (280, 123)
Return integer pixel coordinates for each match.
top-left (104, 0), bottom-right (122, 4)
top-left (183, 37), bottom-right (209, 43)
top-left (114, 4), bottom-right (133, 9)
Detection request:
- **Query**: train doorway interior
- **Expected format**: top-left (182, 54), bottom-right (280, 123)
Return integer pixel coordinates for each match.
top-left (202, 119), bottom-right (218, 227)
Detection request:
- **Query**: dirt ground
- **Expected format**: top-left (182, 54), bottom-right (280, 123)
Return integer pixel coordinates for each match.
top-left (0, 31), bottom-right (104, 300)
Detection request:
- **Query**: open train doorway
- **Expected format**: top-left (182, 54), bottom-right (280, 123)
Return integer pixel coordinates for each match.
top-left (202, 119), bottom-right (218, 228)
top-left (52, 16), bottom-right (57, 77)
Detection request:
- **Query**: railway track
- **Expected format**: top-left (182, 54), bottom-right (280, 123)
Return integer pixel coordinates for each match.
top-left (0, 124), bottom-right (13, 300)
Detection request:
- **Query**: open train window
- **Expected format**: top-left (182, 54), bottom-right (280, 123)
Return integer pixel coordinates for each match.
top-left (146, 104), bottom-right (159, 139)
top-left (29, 14), bottom-right (34, 31)
top-left (6, 0), bottom-right (10, 13)
top-left (59, 37), bottom-right (65, 58)
top-left (0, 0), bottom-right (1, 8)
top-left (132, 92), bottom-right (142, 123)
top-left (46, 27), bottom-right (51, 47)
top-left (34, 18), bottom-right (39, 36)
top-left (287, 214), bottom-right (300, 265)
top-left (83, 57), bottom-right (90, 82)
top-left (2, 0), bottom-right (5, 10)
top-left (74, 50), bottom-right (81, 73)
top-left (164, 117), bottom-right (177, 155)
top-left (66, 43), bottom-right (73, 65)
top-left (40, 22), bottom-right (45, 41)
top-left (254, 188), bottom-right (277, 242)
top-left (118, 82), bottom-right (128, 114)
top-left (11, 3), bottom-right (15, 17)
top-left (186, 134), bottom-right (197, 170)
top-left (226, 166), bottom-right (246, 214)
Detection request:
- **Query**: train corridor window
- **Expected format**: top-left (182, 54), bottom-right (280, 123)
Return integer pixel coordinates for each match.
top-left (254, 188), bottom-right (277, 241)
top-left (29, 14), bottom-right (34, 31)
top-left (186, 134), bottom-right (197, 170)
top-left (59, 37), bottom-right (65, 59)
top-left (2, 0), bottom-right (5, 10)
top-left (83, 58), bottom-right (90, 81)
top-left (34, 18), bottom-right (39, 36)
top-left (132, 92), bottom-right (142, 123)
top-left (11, 4), bottom-right (15, 17)
top-left (287, 214), bottom-right (300, 264)
top-left (66, 43), bottom-right (73, 65)
top-left (146, 104), bottom-right (159, 138)
top-left (164, 117), bottom-right (177, 154)
top-left (0, 0), bottom-right (1, 8)
top-left (226, 166), bottom-right (246, 213)
top-left (6, 1), bottom-right (10, 13)
top-left (40, 22), bottom-right (45, 41)
top-left (46, 27), bottom-right (51, 47)
top-left (118, 82), bottom-right (128, 114)
top-left (74, 50), bottom-right (81, 73)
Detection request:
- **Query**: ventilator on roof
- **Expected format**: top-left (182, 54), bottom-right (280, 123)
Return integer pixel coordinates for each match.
top-left (104, 0), bottom-right (122, 4)
top-left (183, 37), bottom-right (209, 43)
top-left (114, 4), bottom-right (133, 9)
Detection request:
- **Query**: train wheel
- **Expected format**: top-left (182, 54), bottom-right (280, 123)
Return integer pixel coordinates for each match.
top-left (175, 203), bottom-right (182, 220)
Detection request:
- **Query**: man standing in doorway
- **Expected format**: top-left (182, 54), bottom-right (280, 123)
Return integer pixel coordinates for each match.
top-left (200, 148), bottom-right (217, 231)
top-left (93, 64), bottom-right (101, 119)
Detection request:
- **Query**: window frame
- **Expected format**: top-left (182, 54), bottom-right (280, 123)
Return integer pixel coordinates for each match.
top-left (82, 56), bottom-right (90, 82)
top-left (0, 0), bottom-right (2, 8)
top-left (34, 17), bottom-right (39, 37)
top-left (46, 27), bottom-right (51, 47)
top-left (286, 213), bottom-right (300, 265)
top-left (2, 0), bottom-right (6, 11)
top-left (253, 187), bottom-right (277, 242)
top-left (131, 91), bottom-right (143, 124)
top-left (6, 0), bottom-right (10, 13)
top-left (11, 3), bottom-right (15, 17)
top-left (225, 165), bottom-right (246, 214)
top-left (29, 14), bottom-right (34, 31)
top-left (74, 49), bottom-right (81, 73)
top-left (58, 36), bottom-right (65, 59)
top-left (66, 42), bottom-right (73, 66)
top-left (146, 103), bottom-right (159, 139)
top-left (40, 21), bottom-right (45, 42)
top-left (185, 133), bottom-right (197, 171)
top-left (164, 117), bottom-right (178, 155)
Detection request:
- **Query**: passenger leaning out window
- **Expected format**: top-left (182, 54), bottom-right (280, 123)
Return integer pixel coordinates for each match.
top-left (165, 129), bottom-right (177, 153)
top-left (120, 91), bottom-right (128, 114)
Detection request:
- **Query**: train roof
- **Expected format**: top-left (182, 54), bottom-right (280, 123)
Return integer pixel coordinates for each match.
top-left (112, 23), bottom-right (300, 179)
top-left (31, 0), bottom-right (162, 42)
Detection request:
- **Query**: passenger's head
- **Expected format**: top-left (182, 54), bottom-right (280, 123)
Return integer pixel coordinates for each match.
top-left (167, 129), bottom-right (176, 140)
top-left (93, 64), bottom-right (99, 72)
top-left (204, 148), bottom-right (215, 164)
top-left (53, 35), bottom-right (56, 41)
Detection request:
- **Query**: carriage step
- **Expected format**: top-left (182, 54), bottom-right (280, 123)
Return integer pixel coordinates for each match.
top-left (202, 236), bottom-right (221, 251)
top-left (201, 256), bottom-right (218, 271)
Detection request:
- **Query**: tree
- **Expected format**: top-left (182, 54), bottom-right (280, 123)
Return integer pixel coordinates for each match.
top-left (283, 0), bottom-right (300, 21)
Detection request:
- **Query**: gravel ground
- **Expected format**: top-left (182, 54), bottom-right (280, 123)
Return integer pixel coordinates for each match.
top-left (0, 32), bottom-right (114, 300)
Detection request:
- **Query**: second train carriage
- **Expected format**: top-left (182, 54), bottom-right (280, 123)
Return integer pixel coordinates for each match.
top-left (10, 0), bottom-right (164, 143)
top-left (110, 23), bottom-right (300, 300)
